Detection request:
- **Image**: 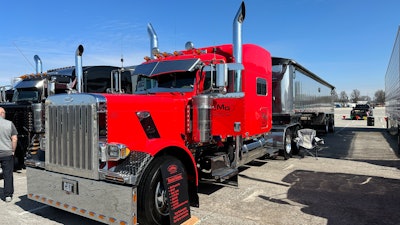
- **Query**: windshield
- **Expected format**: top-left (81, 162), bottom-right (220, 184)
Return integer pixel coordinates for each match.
top-left (12, 89), bottom-right (40, 102)
top-left (134, 71), bottom-right (195, 93)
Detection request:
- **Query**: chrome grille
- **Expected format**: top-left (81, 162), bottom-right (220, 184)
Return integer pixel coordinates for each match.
top-left (45, 94), bottom-right (105, 180)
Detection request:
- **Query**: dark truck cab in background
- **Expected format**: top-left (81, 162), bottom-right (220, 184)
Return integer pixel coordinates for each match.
top-left (350, 104), bottom-right (373, 119)
top-left (0, 57), bottom-right (133, 170)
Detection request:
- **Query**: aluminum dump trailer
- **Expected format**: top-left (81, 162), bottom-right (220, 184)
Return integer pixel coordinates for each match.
top-left (385, 27), bottom-right (400, 152)
top-left (266, 57), bottom-right (335, 159)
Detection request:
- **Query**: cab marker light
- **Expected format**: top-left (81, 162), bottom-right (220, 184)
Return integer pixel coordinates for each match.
top-left (174, 51), bottom-right (182, 56)
top-left (98, 214), bottom-right (106, 220)
top-left (133, 216), bottom-right (137, 225)
top-left (132, 193), bottom-right (137, 203)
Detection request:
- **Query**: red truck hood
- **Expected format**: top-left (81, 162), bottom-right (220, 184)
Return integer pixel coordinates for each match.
top-left (102, 92), bottom-right (191, 154)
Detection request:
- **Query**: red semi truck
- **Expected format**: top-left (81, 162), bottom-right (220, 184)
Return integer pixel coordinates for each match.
top-left (25, 2), bottom-right (333, 225)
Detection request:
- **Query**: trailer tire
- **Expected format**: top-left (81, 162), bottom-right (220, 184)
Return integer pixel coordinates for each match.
top-left (328, 118), bottom-right (335, 133)
top-left (398, 127), bottom-right (400, 154)
top-left (291, 127), bottom-right (300, 155)
top-left (138, 155), bottom-right (186, 225)
top-left (283, 131), bottom-right (292, 160)
top-left (324, 119), bottom-right (329, 135)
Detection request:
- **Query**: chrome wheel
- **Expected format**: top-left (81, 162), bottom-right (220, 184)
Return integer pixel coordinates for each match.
top-left (155, 182), bottom-right (169, 216)
top-left (283, 131), bottom-right (292, 160)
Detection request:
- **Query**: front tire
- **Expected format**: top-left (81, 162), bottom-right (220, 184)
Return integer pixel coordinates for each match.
top-left (138, 155), bottom-right (184, 225)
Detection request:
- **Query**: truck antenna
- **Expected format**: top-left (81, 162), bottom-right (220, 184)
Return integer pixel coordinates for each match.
top-left (120, 36), bottom-right (125, 69)
top-left (13, 41), bottom-right (35, 71)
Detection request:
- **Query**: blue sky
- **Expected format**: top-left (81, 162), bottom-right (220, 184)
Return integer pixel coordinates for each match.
top-left (1, 0), bottom-right (399, 98)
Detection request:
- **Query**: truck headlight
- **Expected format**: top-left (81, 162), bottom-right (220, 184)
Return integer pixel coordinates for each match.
top-left (106, 143), bottom-right (130, 161)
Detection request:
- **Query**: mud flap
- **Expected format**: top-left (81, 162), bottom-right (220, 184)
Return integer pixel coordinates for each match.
top-left (161, 159), bottom-right (191, 225)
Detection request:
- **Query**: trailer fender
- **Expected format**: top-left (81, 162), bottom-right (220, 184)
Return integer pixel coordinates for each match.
top-left (265, 124), bottom-right (300, 158)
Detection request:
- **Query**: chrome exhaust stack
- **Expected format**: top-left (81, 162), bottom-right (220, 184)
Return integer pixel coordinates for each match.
top-left (34, 55), bottom-right (42, 75)
top-left (147, 23), bottom-right (159, 59)
top-left (233, 1), bottom-right (245, 92)
top-left (232, 2), bottom-right (245, 169)
top-left (75, 45), bottom-right (84, 93)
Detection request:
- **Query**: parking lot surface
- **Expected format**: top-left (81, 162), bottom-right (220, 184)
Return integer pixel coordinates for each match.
top-left (1, 107), bottom-right (399, 225)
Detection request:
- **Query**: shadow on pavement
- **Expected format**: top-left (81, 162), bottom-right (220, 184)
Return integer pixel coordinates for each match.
top-left (198, 159), bottom-right (267, 195)
top-left (239, 174), bottom-right (290, 187)
top-left (353, 159), bottom-right (400, 170)
top-left (320, 126), bottom-right (400, 169)
top-left (279, 170), bottom-right (400, 225)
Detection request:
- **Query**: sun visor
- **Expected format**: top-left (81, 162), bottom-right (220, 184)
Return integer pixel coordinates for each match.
top-left (133, 58), bottom-right (200, 77)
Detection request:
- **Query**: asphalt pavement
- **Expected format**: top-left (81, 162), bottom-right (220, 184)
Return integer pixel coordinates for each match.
top-left (1, 107), bottom-right (399, 225)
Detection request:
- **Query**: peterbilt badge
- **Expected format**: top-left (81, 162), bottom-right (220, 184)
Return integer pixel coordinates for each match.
top-left (64, 96), bottom-right (73, 103)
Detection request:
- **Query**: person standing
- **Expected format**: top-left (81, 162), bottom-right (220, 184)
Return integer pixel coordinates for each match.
top-left (0, 107), bottom-right (18, 202)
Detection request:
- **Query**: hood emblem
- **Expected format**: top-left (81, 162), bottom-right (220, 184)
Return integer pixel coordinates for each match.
top-left (64, 96), bottom-right (74, 103)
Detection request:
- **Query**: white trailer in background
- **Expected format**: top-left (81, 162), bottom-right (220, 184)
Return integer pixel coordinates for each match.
top-left (385, 27), bottom-right (400, 153)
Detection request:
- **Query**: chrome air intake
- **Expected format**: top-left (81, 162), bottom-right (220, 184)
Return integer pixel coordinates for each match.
top-left (193, 95), bottom-right (213, 143)
top-left (32, 103), bottom-right (44, 133)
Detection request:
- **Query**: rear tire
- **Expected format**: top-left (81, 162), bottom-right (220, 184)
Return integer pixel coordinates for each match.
top-left (398, 127), bottom-right (400, 154)
top-left (138, 155), bottom-right (185, 225)
top-left (324, 119), bottom-right (329, 134)
top-left (291, 126), bottom-right (300, 155)
top-left (328, 118), bottom-right (335, 133)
